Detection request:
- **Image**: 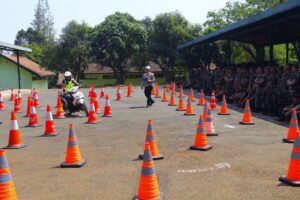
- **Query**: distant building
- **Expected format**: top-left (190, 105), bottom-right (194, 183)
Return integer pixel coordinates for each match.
top-left (0, 55), bottom-right (55, 90)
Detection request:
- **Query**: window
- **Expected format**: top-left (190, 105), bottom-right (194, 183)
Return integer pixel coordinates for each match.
top-left (84, 74), bottom-right (98, 80)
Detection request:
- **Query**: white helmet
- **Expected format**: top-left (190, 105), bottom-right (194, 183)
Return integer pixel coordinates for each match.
top-left (145, 66), bottom-right (151, 70)
top-left (64, 71), bottom-right (72, 77)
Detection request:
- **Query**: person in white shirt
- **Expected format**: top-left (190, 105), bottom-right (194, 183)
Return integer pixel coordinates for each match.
top-left (141, 66), bottom-right (156, 107)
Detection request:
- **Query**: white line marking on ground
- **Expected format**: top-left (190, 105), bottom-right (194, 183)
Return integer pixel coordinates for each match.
top-left (224, 124), bottom-right (236, 129)
top-left (177, 162), bottom-right (230, 173)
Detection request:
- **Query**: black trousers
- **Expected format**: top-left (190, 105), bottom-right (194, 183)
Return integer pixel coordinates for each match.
top-left (144, 85), bottom-right (154, 106)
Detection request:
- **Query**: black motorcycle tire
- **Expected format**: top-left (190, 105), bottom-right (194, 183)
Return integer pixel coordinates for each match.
top-left (80, 103), bottom-right (89, 117)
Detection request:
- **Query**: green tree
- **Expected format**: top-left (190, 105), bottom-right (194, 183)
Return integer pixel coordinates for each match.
top-left (57, 20), bottom-right (92, 79)
top-left (149, 11), bottom-right (195, 81)
top-left (31, 0), bottom-right (55, 40)
top-left (91, 12), bottom-right (148, 84)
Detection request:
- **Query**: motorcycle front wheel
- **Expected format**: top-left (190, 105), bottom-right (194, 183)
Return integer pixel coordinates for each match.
top-left (80, 103), bottom-right (89, 117)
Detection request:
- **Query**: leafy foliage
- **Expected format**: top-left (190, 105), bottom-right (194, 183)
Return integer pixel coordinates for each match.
top-left (91, 12), bottom-right (148, 84)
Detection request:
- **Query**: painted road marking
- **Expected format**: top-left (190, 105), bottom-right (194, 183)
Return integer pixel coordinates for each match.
top-left (224, 124), bottom-right (236, 129)
top-left (177, 162), bottom-right (230, 173)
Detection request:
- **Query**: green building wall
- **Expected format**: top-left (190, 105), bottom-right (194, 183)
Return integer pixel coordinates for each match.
top-left (0, 57), bottom-right (49, 90)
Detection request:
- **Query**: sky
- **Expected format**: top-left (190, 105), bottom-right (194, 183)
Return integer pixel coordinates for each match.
top-left (0, 0), bottom-right (229, 44)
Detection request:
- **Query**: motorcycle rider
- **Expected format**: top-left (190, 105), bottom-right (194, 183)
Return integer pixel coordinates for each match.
top-left (63, 71), bottom-right (81, 92)
top-left (61, 71), bottom-right (88, 116)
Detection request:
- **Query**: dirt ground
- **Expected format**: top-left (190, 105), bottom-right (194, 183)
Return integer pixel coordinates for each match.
top-left (0, 87), bottom-right (299, 200)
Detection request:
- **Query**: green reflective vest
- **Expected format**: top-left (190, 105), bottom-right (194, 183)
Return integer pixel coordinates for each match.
top-left (65, 81), bottom-right (75, 92)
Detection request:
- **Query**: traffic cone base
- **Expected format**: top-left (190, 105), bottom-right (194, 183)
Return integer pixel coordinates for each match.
top-left (206, 133), bottom-right (219, 136)
top-left (168, 103), bottom-right (177, 106)
top-left (61, 160), bottom-right (86, 168)
top-left (279, 176), bottom-right (300, 187)
top-left (54, 115), bottom-right (66, 119)
top-left (133, 195), bottom-right (163, 200)
top-left (189, 145), bottom-right (212, 151)
top-left (138, 154), bottom-right (164, 160)
top-left (184, 113), bottom-right (196, 116)
top-left (282, 138), bottom-right (295, 143)
top-left (41, 132), bottom-right (60, 137)
top-left (239, 121), bottom-right (255, 125)
top-left (4, 144), bottom-right (26, 149)
top-left (218, 113), bottom-right (230, 115)
top-left (25, 124), bottom-right (42, 128)
top-left (84, 121), bottom-right (100, 124)
top-left (176, 108), bottom-right (186, 111)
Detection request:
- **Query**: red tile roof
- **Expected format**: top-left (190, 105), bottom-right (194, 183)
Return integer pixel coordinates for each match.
top-left (1, 55), bottom-right (55, 77)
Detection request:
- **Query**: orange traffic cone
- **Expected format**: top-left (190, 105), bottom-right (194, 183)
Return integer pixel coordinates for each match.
top-left (55, 96), bottom-right (65, 119)
top-left (100, 85), bottom-right (106, 98)
top-left (88, 85), bottom-right (92, 97)
top-left (127, 84), bottom-right (132, 97)
top-left (13, 98), bottom-right (21, 113)
top-left (103, 95), bottom-right (112, 117)
top-left (42, 105), bottom-right (58, 137)
top-left (17, 90), bottom-right (22, 104)
top-left (197, 89), bottom-right (206, 106)
top-left (168, 91), bottom-right (177, 106)
top-left (86, 99), bottom-right (99, 124)
top-left (0, 149), bottom-right (18, 199)
top-left (283, 109), bottom-right (300, 143)
top-left (10, 89), bottom-right (15, 101)
top-left (218, 94), bottom-right (230, 115)
top-left (33, 89), bottom-right (40, 107)
top-left (189, 88), bottom-right (195, 102)
top-left (178, 85), bottom-right (185, 98)
top-left (239, 99), bottom-right (255, 125)
top-left (134, 143), bottom-right (160, 200)
top-left (139, 120), bottom-right (164, 160)
top-left (161, 88), bottom-right (169, 102)
top-left (184, 97), bottom-right (196, 115)
top-left (0, 91), bottom-right (5, 111)
top-left (25, 96), bottom-right (31, 117)
top-left (130, 82), bottom-right (133, 92)
top-left (190, 114), bottom-right (212, 151)
top-left (93, 98), bottom-right (101, 114)
top-left (203, 102), bottom-right (209, 122)
top-left (5, 112), bottom-right (26, 149)
top-left (176, 95), bottom-right (186, 111)
top-left (172, 82), bottom-right (176, 95)
top-left (210, 90), bottom-right (217, 110)
top-left (26, 100), bottom-right (40, 127)
top-left (165, 83), bottom-right (170, 93)
top-left (155, 85), bottom-right (161, 98)
top-left (205, 106), bottom-right (218, 136)
top-left (116, 85), bottom-right (123, 101)
top-left (151, 84), bottom-right (157, 95)
top-left (279, 136), bottom-right (300, 186)
top-left (61, 123), bottom-right (86, 168)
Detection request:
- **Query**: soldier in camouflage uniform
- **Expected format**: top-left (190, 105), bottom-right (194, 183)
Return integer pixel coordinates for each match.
top-left (281, 65), bottom-right (300, 119)
top-left (237, 67), bottom-right (250, 107)
top-left (263, 67), bottom-right (278, 115)
top-left (247, 67), bottom-right (256, 108)
top-left (224, 67), bottom-right (235, 103)
top-left (230, 67), bottom-right (242, 105)
top-left (253, 67), bottom-right (266, 112)
top-left (275, 65), bottom-right (291, 120)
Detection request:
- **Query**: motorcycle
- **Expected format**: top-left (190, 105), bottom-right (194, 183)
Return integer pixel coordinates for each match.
top-left (60, 86), bottom-right (89, 117)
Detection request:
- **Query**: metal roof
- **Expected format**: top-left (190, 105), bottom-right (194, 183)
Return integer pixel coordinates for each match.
top-left (178, 0), bottom-right (300, 49)
top-left (0, 41), bottom-right (32, 52)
